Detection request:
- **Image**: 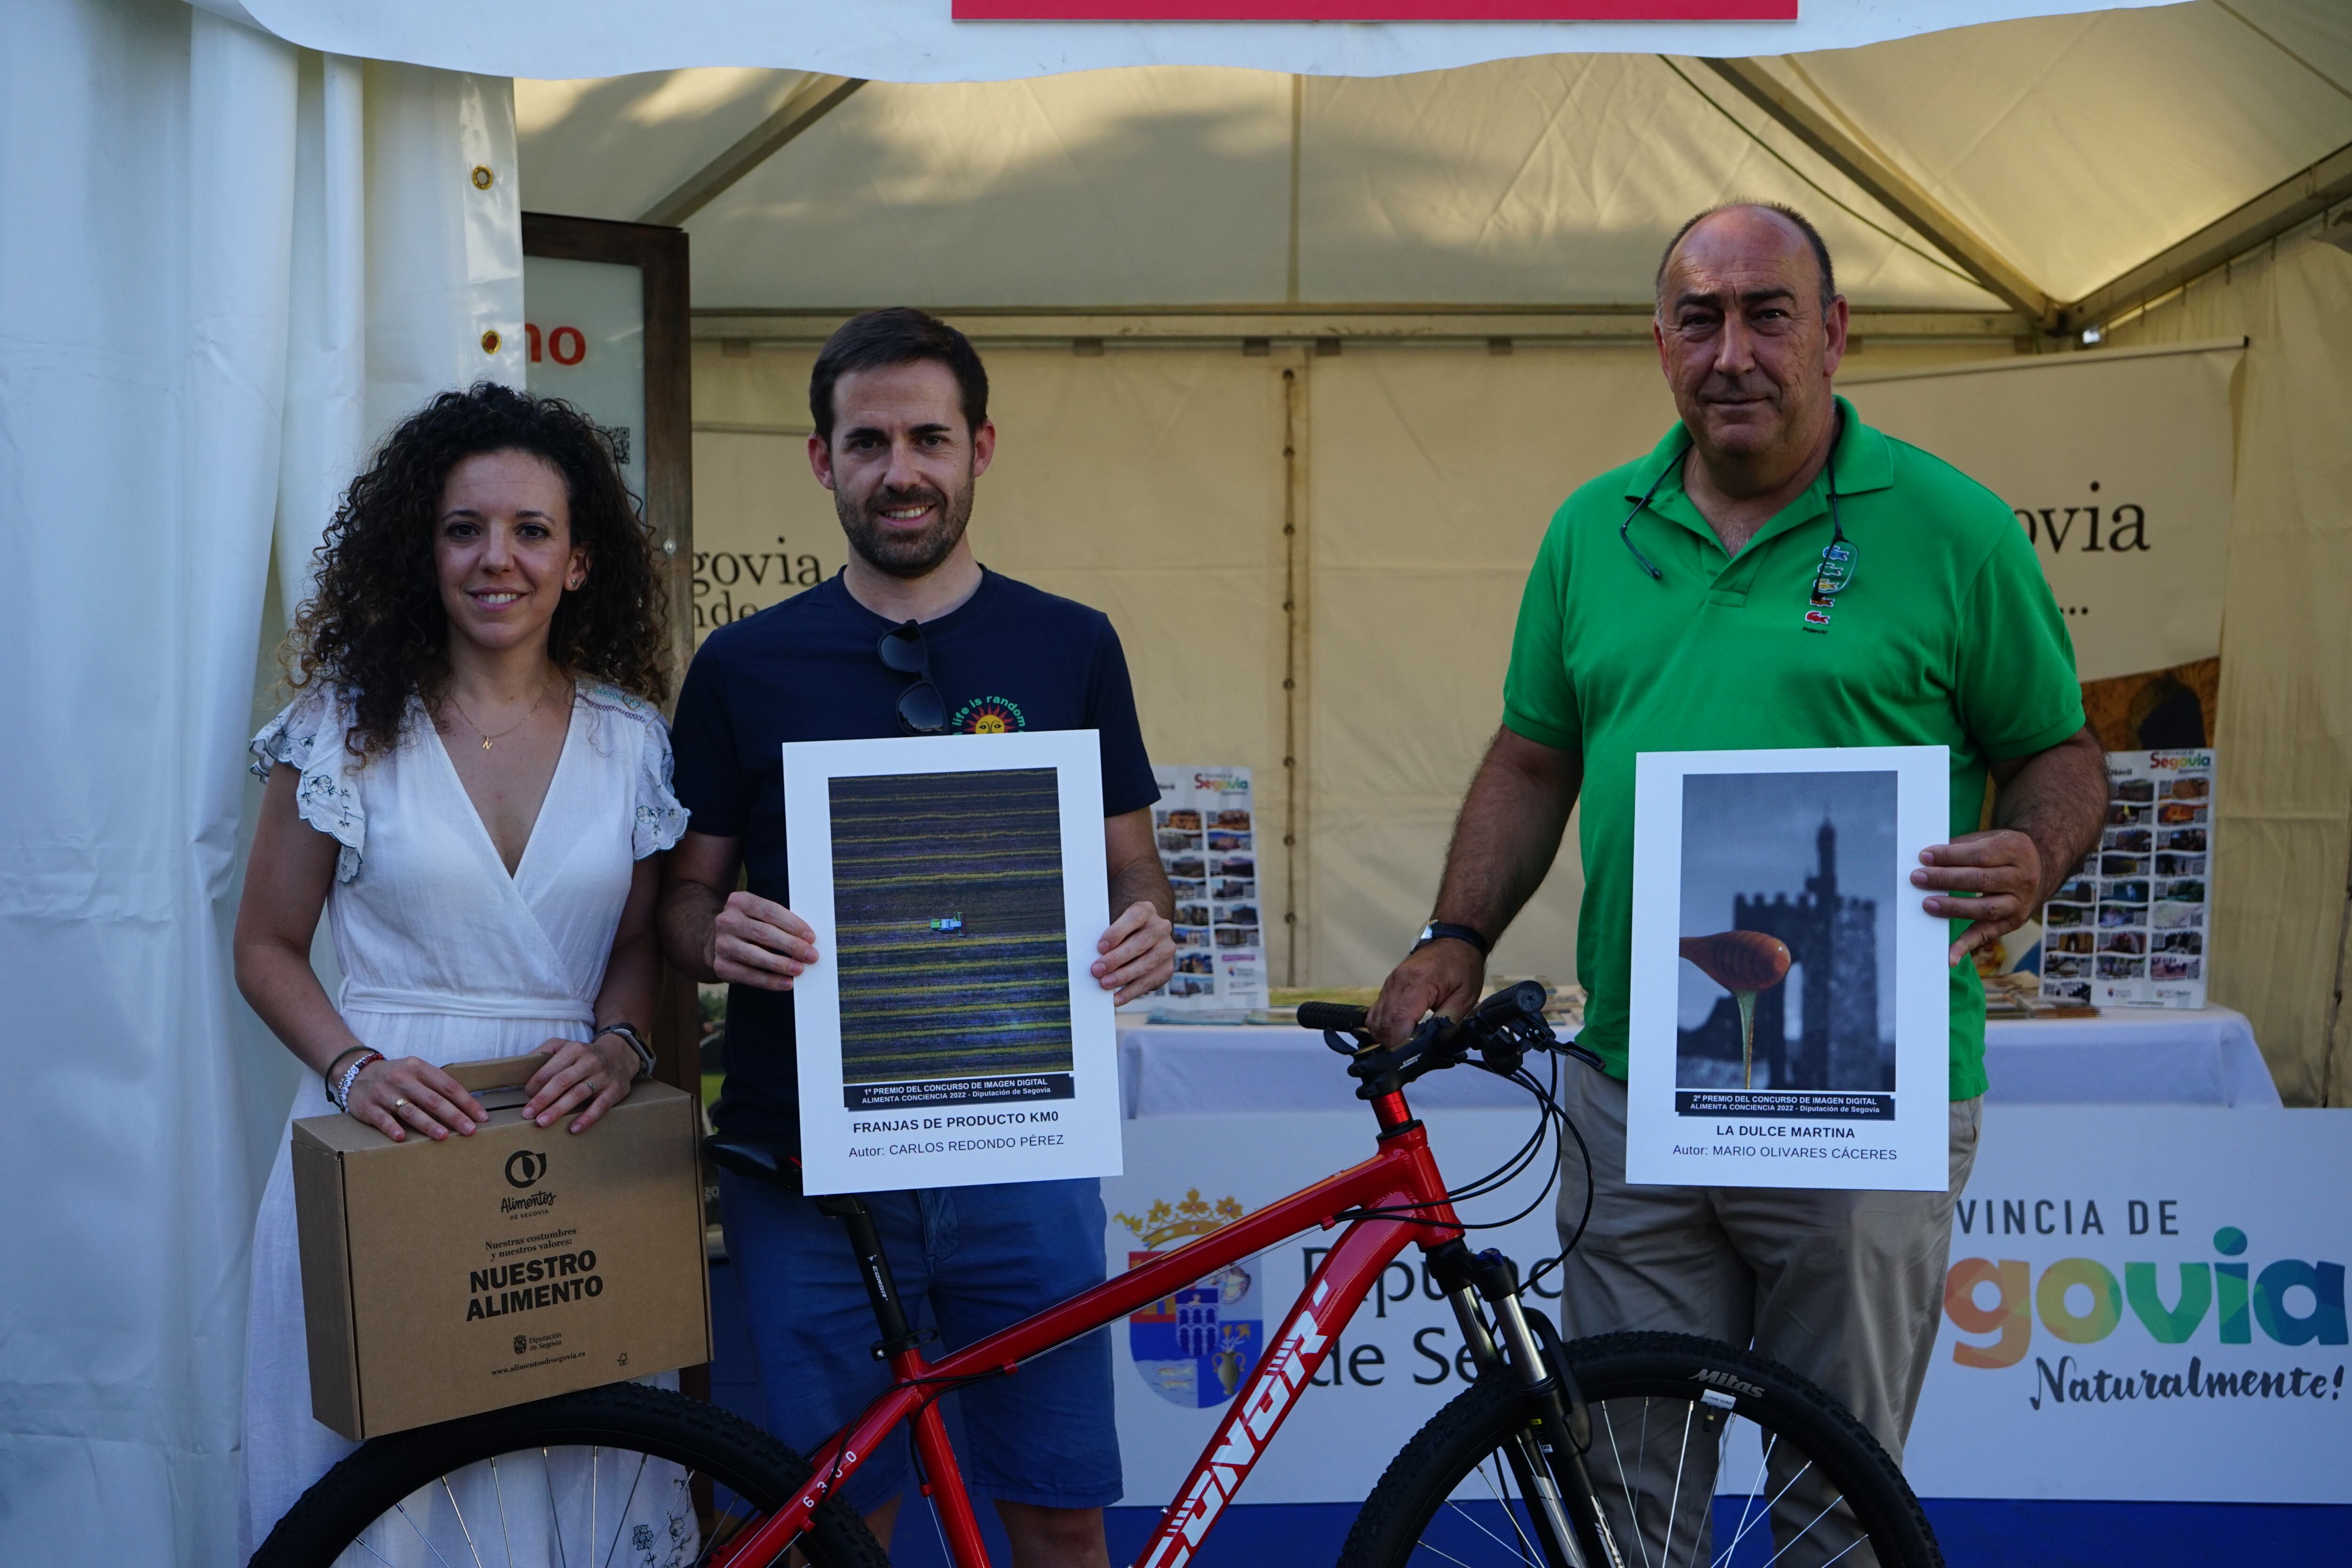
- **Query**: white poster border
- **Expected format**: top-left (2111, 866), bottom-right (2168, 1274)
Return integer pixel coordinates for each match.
top-left (784, 731), bottom-right (1120, 1195)
top-left (1627, 744), bottom-right (1950, 1192)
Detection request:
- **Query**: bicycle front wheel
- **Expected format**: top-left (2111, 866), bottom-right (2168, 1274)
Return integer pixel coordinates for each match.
top-left (252, 1380), bottom-right (889, 1568)
top-left (1340, 1331), bottom-right (1940, 1568)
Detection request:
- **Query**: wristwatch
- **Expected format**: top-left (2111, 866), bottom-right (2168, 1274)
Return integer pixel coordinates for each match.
top-left (1413, 921), bottom-right (1492, 959)
top-left (596, 1021), bottom-right (658, 1080)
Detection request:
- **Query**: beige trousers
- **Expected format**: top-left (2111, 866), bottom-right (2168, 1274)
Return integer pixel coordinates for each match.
top-left (1549, 1070), bottom-right (1980, 1565)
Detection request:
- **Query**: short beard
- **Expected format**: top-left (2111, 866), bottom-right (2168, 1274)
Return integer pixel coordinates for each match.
top-left (837, 473), bottom-right (976, 580)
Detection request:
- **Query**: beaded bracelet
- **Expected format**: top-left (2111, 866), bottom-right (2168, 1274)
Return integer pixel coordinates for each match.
top-left (328, 1049), bottom-right (384, 1112)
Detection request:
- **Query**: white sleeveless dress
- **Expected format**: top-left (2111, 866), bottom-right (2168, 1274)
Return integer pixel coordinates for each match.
top-left (239, 680), bottom-right (691, 1561)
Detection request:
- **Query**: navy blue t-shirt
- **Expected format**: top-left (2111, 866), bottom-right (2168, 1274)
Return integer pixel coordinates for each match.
top-left (669, 567), bottom-right (1159, 1149)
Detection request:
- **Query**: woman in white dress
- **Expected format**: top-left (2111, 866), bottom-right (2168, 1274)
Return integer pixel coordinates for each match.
top-left (234, 385), bottom-right (689, 1560)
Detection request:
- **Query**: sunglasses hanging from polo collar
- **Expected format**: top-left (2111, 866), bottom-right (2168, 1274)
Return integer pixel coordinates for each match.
top-left (878, 620), bottom-right (949, 734)
top-left (1620, 409), bottom-right (1857, 635)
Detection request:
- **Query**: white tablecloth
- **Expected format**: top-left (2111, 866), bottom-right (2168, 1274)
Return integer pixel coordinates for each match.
top-left (1115, 1006), bottom-right (2280, 1117)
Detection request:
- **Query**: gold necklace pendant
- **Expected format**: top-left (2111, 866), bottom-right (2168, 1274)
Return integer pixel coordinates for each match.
top-left (450, 676), bottom-right (558, 751)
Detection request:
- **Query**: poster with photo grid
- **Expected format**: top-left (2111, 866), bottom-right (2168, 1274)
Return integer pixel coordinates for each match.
top-left (2039, 748), bottom-right (2214, 1010)
top-left (1131, 765), bottom-right (1269, 1016)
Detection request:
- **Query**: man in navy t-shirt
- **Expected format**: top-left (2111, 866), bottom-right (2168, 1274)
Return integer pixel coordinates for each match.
top-left (660, 308), bottom-right (1173, 1568)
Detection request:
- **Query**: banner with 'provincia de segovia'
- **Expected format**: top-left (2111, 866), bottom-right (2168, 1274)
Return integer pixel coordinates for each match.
top-left (1105, 1105), bottom-right (2348, 1506)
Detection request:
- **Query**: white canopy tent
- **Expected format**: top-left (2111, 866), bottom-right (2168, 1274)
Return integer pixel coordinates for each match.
top-left (3, 2), bottom-right (2349, 1563)
top-left (498, 1), bottom-right (2352, 1082)
top-left (512, 4), bottom-right (2347, 321)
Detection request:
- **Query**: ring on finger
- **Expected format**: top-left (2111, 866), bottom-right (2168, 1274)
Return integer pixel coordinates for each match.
top-left (393, 1097), bottom-right (410, 1109)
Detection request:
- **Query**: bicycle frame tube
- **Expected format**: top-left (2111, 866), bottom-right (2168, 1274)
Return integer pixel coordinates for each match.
top-left (714, 1112), bottom-right (1462, 1568)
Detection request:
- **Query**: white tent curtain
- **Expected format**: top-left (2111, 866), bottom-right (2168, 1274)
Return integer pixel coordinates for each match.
top-left (0, 3), bottom-right (519, 1561)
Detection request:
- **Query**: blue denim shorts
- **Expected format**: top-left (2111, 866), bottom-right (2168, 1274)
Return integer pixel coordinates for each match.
top-left (720, 1172), bottom-right (1123, 1514)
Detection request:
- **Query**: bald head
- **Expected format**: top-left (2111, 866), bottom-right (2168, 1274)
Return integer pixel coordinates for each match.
top-left (1656, 203), bottom-right (1836, 318)
top-left (1650, 199), bottom-right (1848, 497)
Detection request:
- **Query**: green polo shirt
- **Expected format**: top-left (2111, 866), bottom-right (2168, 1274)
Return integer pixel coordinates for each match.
top-left (1502, 397), bottom-right (2084, 1100)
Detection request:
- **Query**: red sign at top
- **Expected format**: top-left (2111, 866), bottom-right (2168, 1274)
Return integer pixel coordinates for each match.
top-left (955, 1), bottom-right (1796, 17)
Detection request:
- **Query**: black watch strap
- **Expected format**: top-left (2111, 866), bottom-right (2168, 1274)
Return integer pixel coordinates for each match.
top-left (1414, 920), bottom-right (1492, 958)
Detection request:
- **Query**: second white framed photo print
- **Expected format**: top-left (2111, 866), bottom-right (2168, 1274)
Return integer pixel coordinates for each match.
top-left (1626, 746), bottom-right (1951, 1192)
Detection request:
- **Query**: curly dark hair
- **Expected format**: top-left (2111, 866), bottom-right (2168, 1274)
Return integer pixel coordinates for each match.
top-left (286, 383), bottom-right (670, 759)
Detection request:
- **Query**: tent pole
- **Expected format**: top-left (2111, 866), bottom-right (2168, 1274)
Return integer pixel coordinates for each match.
top-left (1280, 359), bottom-right (1306, 987)
top-left (637, 74), bottom-right (866, 227)
top-left (1286, 75), bottom-right (1304, 306)
top-left (1695, 56), bottom-right (2058, 334)
top-left (2062, 140), bottom-right (2352, 336)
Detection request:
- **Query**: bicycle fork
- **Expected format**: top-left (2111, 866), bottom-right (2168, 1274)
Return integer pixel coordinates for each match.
top-left (1431, 1242), bottom-right (1626, 1568)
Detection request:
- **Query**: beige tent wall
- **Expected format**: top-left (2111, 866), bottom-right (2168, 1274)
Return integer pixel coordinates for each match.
top-left (692, 332), bottom-right (2011, 992)
top-left (694, 341), bottom-right (1302, 971)
top-left (2106, 236), bottom-right (2352, 1106)
top-left (1300, 338), bottom-right (2012, 986)
top-left (1303, 344), bottom-right (1667, 988)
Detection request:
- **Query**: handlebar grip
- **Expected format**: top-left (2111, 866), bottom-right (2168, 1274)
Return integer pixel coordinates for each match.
top-left (1472, 979), bottom-right (1549, 1022)
top-left (1296, 1001), bottom-right (1371, 1033)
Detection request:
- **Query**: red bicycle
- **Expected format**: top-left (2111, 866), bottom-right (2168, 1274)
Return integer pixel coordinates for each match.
top-left (258, 984), bottom-right (1938, 1568)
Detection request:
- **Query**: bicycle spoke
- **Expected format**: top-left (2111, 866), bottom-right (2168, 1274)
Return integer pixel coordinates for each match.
top-left (1485, 1451), bottom-right (1543, 1565)
top-left (1711, 1429), bottom-right (1777, 1568)
top-left (688, 1501), bottom-right (752, 1568)
top-left (391, 1497), bottom-right (461, 1568)
top-left (1597, 1401), bottom-right (1634, 1516)
top-left (438, 1474), bottom-right (489, 1568)
top-left (491, 1456), bottom-right (516, 1568)
top-left (1752, 1495), bottom-right (1851, 1568)
top-left (1636, 1399), bottom-right (1661, 1568)
top-left (1461, 1452), bottom-right (1539, 1563)
top-left (1605, 1399), bottom-right (1659, 1568)
top-left (343, 1531), bottom-right (399, 1568)
top-left (1750, 1458), bottom-right (1815, 1542)
top-left (599, 1451), bottom-right (653, 1568)
top-left (927, 1493), bottom-right (955, 1562)
top-left (1659, 1401), bottom-right (1696, 1568)
top-left (544, 1449), bottom-right (570, 1568)
top-left (1410, 1538), bottom-right (1486, 1568)
top-left (1439, 1501), bottom-right (1530, 1567)
top-left (663, 1468), bottom-right (699, 1565)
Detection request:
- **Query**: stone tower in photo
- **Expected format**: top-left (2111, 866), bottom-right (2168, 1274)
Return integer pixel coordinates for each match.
top-left (1728, 815), bottom-right (1887, 1091)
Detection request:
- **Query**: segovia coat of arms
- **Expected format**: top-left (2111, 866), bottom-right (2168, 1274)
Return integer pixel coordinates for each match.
top-left (1117, 1188), bottom-right (1262, 1409)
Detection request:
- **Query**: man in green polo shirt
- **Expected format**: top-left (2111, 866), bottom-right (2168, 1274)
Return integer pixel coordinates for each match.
top-left (1371, 202), bottom-right (2106, 1546)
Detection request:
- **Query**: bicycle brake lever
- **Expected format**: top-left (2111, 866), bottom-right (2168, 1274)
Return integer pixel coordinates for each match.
top-left (1556, 1040), bottom-right (1607, 1073)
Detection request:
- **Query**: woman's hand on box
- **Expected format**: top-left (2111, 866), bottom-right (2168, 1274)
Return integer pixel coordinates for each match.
top-left (348, 1056), bottom-right (488, 1142)
top-left (524, 1034), bottom-right (640, 1134)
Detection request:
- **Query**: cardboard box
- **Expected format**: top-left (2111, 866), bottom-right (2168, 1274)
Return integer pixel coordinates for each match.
top-left (291, 1054), bottom-right (711, 1440)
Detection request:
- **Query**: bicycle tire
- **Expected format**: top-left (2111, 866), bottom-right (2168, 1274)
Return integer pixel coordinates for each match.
top-left (253, 1380), bottom-right (890, 1568)
top-left (1339, 1330), bottom-right (1940, 1568)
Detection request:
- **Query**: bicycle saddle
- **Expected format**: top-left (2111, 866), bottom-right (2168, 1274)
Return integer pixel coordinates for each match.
top-left (703, 1133), bottom-right (803, 1193)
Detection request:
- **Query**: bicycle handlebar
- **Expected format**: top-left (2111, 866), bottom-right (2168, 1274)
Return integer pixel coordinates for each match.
top-left (1298, 981), bottom-right (1548, 1049)
top-left (1295, 1000), bottom-right (1372, 1033)
top-left (1295, 980), bottom-right (1569, 1093)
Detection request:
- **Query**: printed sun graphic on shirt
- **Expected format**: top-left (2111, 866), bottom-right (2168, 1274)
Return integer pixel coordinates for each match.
top-left (953, 695), bottom-right (1027, 735)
